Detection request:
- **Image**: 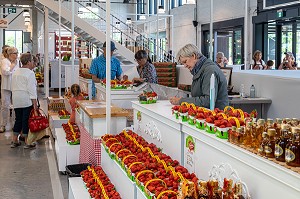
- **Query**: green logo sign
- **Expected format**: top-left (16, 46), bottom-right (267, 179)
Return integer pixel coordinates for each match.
top-left (8, 8), bottom-right (16, 14)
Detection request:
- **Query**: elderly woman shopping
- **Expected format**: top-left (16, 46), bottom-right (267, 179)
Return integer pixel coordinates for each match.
top-left (169, 44), bottom-right (228, 109)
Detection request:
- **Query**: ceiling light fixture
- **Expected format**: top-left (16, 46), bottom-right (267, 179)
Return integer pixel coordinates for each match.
top-left (24, 17), bottom-right (30, 22)
top-left (126, 18), bottom-right (132, 24)
top-left (25, 21), bottom-right (30, 26)
top-left (158, 6), bottom-right (164, 14)
top-left (23, 9), bottom-right (30, 17)
top-left (140, 13), bottom-right (146, 20)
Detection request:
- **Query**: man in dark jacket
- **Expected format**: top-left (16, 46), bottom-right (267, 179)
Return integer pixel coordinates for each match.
top-left (170, 44), bottom-right (228, 110)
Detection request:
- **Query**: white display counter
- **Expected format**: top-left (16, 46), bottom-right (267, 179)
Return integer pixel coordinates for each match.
top-left (101, 144), bottom-right (137, 199)
top-left (68, 177), bottom-right (89, 199)
top-left (54, 128), bottom-right (80, 172)
top-left (49, 115), bottom-right (69, 139)
top-left (181, 123), bottom-right (300, 199)
top-left (132, 101), bottom-right (183, 164)
top-left (132, 100), bottom-right (300, 199)
top-left (95, 83), bottom-right (147, 109)
top-left (79, 76), bottom-right (93, 100)
top-left (76, 100), bottom-right (128, 137)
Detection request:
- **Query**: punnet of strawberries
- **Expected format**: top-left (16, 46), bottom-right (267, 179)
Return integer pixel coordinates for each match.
top-left (81, 166), bottom-right (121, 199)
top-left (62, 122), bottom-right (80, 144)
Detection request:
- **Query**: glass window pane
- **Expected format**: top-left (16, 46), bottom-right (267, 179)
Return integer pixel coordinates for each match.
top-left (296, 23), bottom-right (300, 63)
top-left (267, 22), bottom-right (276, 67)
top-left (281, 24), bottom-right (293, 60)
top-left (233, 30), bottom-right (242, 64)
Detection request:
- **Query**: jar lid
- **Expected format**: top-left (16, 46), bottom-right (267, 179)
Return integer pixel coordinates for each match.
top-left (291, 127), bottom-right (300, 134)
top-left (237, 127), bottom-right (243, 133)
top-left (284, 118), bottom-right (291, 123)
top-left (281, 124), bottom-right (290, 130)
top-left (267, 118), bottom-right (273, 123)
top-left (267, 128), bottom-right (276, 136)
top-left (275, 118), bottom-right (283, 123)
top-left (257, 119), bottom-right (265, 125)
top-left (231, 126), bottom-right (237, 131)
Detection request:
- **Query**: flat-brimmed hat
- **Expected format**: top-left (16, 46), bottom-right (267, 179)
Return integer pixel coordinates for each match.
top-left (102, 41), bottom-right (117, 51)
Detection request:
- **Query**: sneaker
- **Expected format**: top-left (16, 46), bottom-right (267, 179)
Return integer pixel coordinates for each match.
top-left (24, 144), bottom-right (36, 149)
top-left (0, 126), bottom-right (6, 133)
top-left (10, 142), bottom-right (21, 148)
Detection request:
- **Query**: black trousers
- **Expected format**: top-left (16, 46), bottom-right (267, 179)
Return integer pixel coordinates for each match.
top-left (13, 106), bottom-right (33, 135)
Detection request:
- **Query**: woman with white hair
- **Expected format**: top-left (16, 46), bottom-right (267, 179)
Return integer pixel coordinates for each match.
top-left (215, 52), bottom-right (227, 68)
top-left (0, 47), bottom-right (20, 133)
top-left (169, 44), bottom-right (228, 109)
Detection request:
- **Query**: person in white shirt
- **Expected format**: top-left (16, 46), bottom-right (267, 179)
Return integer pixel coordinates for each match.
top-left (0, 47), bottom-right (20, 133)
top-left (249, 50), bottom-right (266, 70)
top-left (11, 53), bottom-right (38, 148)
top-left (0, 45), bottom-right (10, 99)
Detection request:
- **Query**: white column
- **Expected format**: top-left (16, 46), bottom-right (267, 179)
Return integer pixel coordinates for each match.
top-left (106, 0), bottom-right (111, 135)
top-left (209, 0), bottom-right (214, 59)
top-left (71, 0), bottom-right (75, 83)
top-left (44, 6), bottom-right (49, 98)
top-left (59, 0), bottom-right (62, 97)
top-left (244, 0), bottom-right (249, 69)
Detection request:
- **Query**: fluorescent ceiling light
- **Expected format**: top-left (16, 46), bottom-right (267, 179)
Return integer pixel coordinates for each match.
top-left (23, 9), bottom-right (30, 17)
top-left (24, 17), bottom-right (30, 22)
top-left (25, 21), bottom-right (30, 26)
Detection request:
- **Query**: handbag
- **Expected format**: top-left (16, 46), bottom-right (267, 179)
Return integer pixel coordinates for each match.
top-left (28, 108), bottom-right (49, 133)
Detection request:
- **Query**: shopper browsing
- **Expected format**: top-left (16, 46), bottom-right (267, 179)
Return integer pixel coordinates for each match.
top-left (250, 50), bottom-right (266, 70)
top-left (11, 53), bottom-right (38, 148)
top-left (132, 50), bottom-right (158, 84)
top-left (278, 52), bottom-right (297, 70)
top-left (69, 84), bottom-right (84, 123)
top-left (89, 41), bottom-right (125, 98)
top-left (0, 47), bottom-right (20, 133)
top-left (169, 44), bottom-right (229, 109)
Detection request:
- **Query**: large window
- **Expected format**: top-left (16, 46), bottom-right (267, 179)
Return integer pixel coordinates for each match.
top-left (4, 30), bottom-right (23, 53)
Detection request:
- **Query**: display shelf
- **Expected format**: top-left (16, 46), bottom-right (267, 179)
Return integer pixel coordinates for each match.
top-left (136, 186), bottom-right (147, 199)
top-left (132, 101), bottom-right (183, 164)
top-left (77, 100), bottom-right (128, 137)
top-left (49, 115), bottom-right (69, 139)
top-left (54, 128), bottom-right (80, 172)
top-left (68, 177), bottom-right (90, 199)
top-left (95, 83), bottom-right (146, 109)
top-left (79, 76), bottom-right (93, 101)
top-left (101, 144), bottom-right (137, 199)
top-left (181, 122), bottom-right (300, 199)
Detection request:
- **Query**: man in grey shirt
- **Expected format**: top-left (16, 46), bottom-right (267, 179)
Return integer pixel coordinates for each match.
top-left (170, 44), bottom-right (228, 110)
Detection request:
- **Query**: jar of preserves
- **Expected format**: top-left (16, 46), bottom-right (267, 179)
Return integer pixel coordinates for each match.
top-left (243, 122), bottom-right (253, 147)
top-left (254, 119), bottom-right (265, 150)
top-left (265, 129), bottom-right (276, 158)
top-left (258, 132), bottom-right (268, 156)
top-left (275, 124), bottom-right (290, 162)
top-left (286, 127), bottom-right (300, 167)
top-left (291, 118), bottom-right (299, 127)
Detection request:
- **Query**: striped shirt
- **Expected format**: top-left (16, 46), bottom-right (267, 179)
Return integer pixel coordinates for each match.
top-left (89, 54), bottom-right (122, 97)
top-left (136, 62), bottom-right (158, 83)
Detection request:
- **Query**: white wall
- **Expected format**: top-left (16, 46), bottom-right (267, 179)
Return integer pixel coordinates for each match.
top-left (232, 70), bottom-right (300, 118)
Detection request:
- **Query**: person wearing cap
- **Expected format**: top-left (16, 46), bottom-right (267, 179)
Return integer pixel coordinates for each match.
top-left (0, 47), bottom-right (20, 133)
top-left (278, 52), bottom-right (297, 70)
top-left (89, 41), bottom-right (123, 98)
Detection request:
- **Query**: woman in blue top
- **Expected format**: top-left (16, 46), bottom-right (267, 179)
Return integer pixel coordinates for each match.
top-left (89, 41), bottom-right (124, 98)
top-left (133, 50), bottom-right (158, 84)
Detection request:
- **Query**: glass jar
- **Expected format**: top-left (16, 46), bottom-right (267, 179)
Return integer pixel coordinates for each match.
top-left (265, 129), bottom-right (276, 158)
top-left (254, 119), bottom-right (265, 150)
top-left (275, 124), bottom-right (290, 162)
top-left (243, 122), bottom-right (253, 147)
top-left (258, 132), bottom-right (268, 156)
top-left (286, 127), bottom-right (300, 167)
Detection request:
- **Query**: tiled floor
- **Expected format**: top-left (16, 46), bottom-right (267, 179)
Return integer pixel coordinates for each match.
top-left (0, 89), bottom-right (68, 199)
